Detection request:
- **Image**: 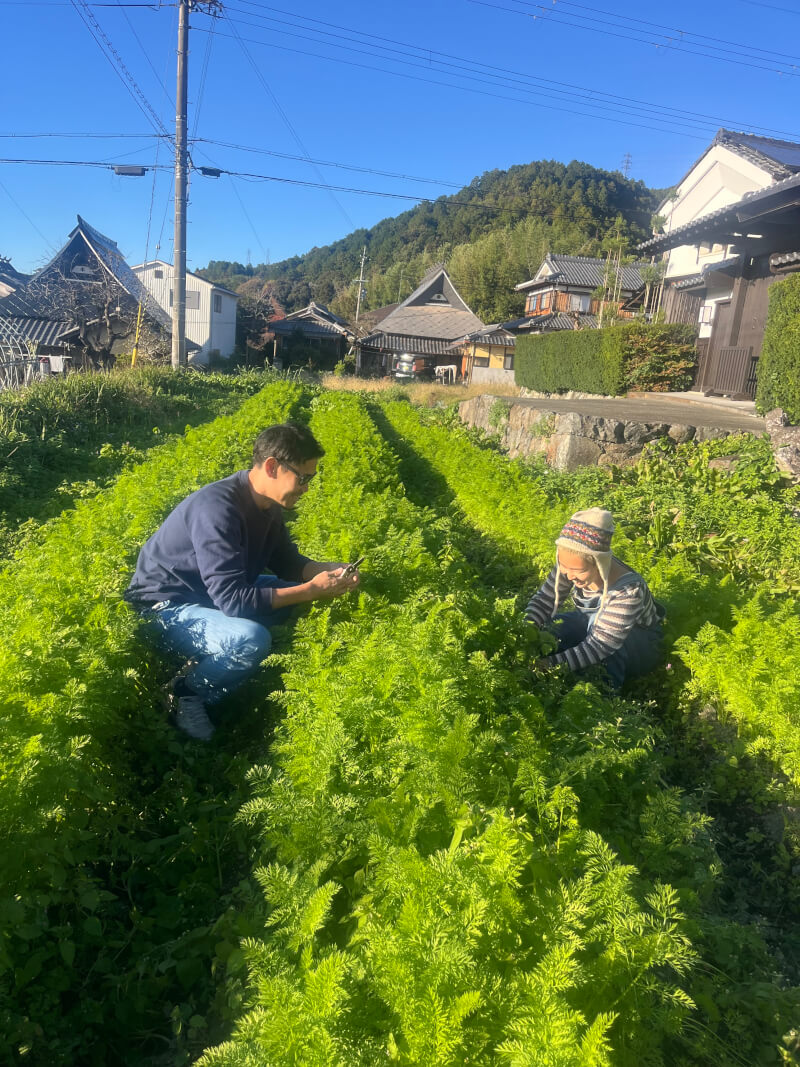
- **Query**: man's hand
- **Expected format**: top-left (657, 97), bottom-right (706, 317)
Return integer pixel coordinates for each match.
top-left (307, 566), bottom-right (361, 601)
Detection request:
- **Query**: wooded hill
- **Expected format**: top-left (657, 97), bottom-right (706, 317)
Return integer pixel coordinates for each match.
top-left (199, 159), bottom-right (663, 326)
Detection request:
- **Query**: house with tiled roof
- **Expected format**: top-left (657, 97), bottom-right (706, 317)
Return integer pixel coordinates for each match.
top-left (640, 170), bottom-right (800, 398)
top-left (448, 324), bottom-right (517, 386)
top-left (356, 265), bottom-right (484, 378)
top-left (654, 129), bottom-right (800, 327)
top-left (267, 301), bottom-right (354, 367)
top-left (0, 216), bottom-right (172, 365)
top-left (504, 253), bottom-right (647, 336)
top-left (642, 128), bottom-right (800, 397)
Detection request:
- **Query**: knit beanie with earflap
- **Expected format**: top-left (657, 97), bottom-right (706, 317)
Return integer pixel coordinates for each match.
top-left (552, 508), bottom-right (615, 617)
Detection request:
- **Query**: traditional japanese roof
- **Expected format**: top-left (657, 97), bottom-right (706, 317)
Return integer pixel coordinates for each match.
top-left (503, 311), bottom-right (599, 332)
top-left (770, 249), bottom-right (800, 270)
top-left (0, 216), bottom-right (172, 339)
top-left (364, 266), bottom-right (484, 342)
top-left (639, 171), bottom-right (800, 254)
top-left (358, 332), bottom-right (459, 357)
top-left (0, 258), bottom-right (30, 297)
top-left (447, 324), bottom-right (516, 351)
top-left (269, 301), bottom-right (354, 340)
top-left (671, 254), bottom-right (744, 292)
top-left (515, 254), bottom-right (647, 295)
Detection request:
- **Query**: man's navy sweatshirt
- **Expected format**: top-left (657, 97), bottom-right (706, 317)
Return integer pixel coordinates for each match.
top-left (125, 470), bottom-right (311, 618)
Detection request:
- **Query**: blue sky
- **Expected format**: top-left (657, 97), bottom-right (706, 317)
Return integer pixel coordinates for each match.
top-left (2, 0), bottom-right (800, 275)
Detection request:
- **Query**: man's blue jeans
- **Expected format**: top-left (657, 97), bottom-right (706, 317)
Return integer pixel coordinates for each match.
top-left (146, 576), bottom-right (297, 705)
top-left (551, 610), bottom-right (663, 689)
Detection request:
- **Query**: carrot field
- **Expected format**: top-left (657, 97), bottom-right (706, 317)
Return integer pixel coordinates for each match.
top-left (1, 373), bottom-right (798, 1066)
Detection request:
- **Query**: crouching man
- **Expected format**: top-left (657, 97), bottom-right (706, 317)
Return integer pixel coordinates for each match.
top-left (125, 421), bottom-right (359, 740)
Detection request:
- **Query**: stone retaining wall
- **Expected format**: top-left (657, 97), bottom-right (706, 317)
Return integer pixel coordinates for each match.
top-left (458, 394), bottom-right (731, 471)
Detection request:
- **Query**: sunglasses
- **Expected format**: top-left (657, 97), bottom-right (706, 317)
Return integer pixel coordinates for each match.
top-left (279, 460), bottom-right (316, 487)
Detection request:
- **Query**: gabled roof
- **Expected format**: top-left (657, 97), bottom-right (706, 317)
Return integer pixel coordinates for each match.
top-left (515, 254), bottom-right (647, 294)
top-left (640, 171), bottom-right (800, 254)
top-left (133, 260), bottom-right (240, 299)
top-left (504, 311), bottom-right (599, 332)
top-left (269, 301), bottom-right (354, 340)
top-left (448, 324), bottom-right (516, 350)
top-left (365, 265), bottom-right (484, 341)
top-left (662, 129), bottom-right (800, 213)
top-left (0, 215), bottom-right (171, 337)
top-left (706, 129), bottom-right (800, 181)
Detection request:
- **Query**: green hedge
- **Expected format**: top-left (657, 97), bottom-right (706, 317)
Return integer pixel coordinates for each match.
top-left (515, 321), bottom-right (697, 395)
top-left (756, 272), bottom-right (800, 421)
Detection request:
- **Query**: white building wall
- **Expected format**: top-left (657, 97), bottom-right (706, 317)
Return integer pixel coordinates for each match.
top-left (132, 261), bottom-right (237, 362)
top-left (659, 145), bottom-right (774, 281)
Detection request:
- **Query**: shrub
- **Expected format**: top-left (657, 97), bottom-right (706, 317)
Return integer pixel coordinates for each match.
top-left (756, 272), bottom-right (800, 421)
top-left (515, 322), bottom-right (697, 395)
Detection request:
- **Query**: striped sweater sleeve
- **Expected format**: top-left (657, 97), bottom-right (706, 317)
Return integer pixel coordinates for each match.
top-left (544, 580), bottom-right (650, 671)
top-left (525, 566), bottom-right (573, 627)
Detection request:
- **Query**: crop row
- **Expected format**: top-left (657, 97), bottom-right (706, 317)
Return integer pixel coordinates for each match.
top-left (0, 380), bottom-right (308, 1063)
top-left (197, 392), bottom-right (698, 1066)
top-left (0, 366), bottom-right (269, 554)
top-left (373, 397), bottom-right (800, 1064)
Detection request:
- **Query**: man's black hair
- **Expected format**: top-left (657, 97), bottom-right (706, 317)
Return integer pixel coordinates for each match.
top-left (252, 421), bottom-right (325, 467)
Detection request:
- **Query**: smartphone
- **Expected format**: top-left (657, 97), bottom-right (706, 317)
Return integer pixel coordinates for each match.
top-left (343, 556), bottom-right (365, 577)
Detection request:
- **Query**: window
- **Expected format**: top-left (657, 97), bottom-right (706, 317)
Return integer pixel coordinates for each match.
top-left (154, 269), bottom-right (163, 279)
top-left (540, 291), bottom-right (551, 310)
top-left (698, 304), bottom-right (713, 324)
top-left (473, 355), bottom-right (490, 367)
top-left (169, 289), bottom-right (200, 309)
top-left (213, 293), bottom-right (222, 313)
top-left (503, 353), bottom-right (514, 370)
top-left (569, 293), bottom-right (590, 312)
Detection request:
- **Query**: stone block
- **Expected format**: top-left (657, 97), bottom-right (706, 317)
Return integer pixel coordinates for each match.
top-left (667, 424), bottom-right (696, 444)
top-left (548, 433), bottom-right (602, 470)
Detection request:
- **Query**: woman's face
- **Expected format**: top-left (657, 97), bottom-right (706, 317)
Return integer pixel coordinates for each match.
top-left (558, 548), bottom-right (601, 590)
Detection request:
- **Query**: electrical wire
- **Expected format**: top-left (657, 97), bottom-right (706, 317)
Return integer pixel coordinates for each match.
top-left (227, 1), bottom-right (800, 139)
top-left (221, 9), bottom-right (357, 230)
top-left (197, 23), bottom-right (711, 141)
top-left (469, 0), bottom-right (800, 78)
top-left (193, 138), bottom-right (464, 188)
top-left (68, 0), bottom-right (173, 137)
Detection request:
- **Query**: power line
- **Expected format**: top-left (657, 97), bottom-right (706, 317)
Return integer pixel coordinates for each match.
top-left (469, 0), bottom-right (800, 78)
top-left (519, 0), bottom-right (800, 66)
top-left (194, 138), bottom-right (465, 188)
top-left (227, 2), bottom-right (800, 139)
top-left (68, 0), bottom-right (173, 138)
top-left (221, 9), bottom-right (357, 231)
top-left (212, 11), bottom-right (800, 140)
top-left (195, 23), bottom-right (712, 141)
top-left (0, 155), bottom-right (655, 229)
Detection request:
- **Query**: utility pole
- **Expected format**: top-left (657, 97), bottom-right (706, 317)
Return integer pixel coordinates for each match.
top-left (354, 245), bottom-right (367, 323)
top-left (621, 152), bottom-right (632, 178)
top-left (172, 0), bottom-right (189, 369)
top-left (172, 0), bottom-right (222, 370)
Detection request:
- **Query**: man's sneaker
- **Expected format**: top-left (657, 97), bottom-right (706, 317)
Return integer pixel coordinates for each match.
top-left (171, 676), bottom-right (215, 741)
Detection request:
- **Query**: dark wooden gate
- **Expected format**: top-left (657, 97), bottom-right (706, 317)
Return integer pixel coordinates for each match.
top-left (715, 345), bottom-right (757, 398)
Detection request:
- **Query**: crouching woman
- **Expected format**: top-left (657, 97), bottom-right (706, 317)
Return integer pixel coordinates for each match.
top-left (526, 508), bottom-right (664, 689)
